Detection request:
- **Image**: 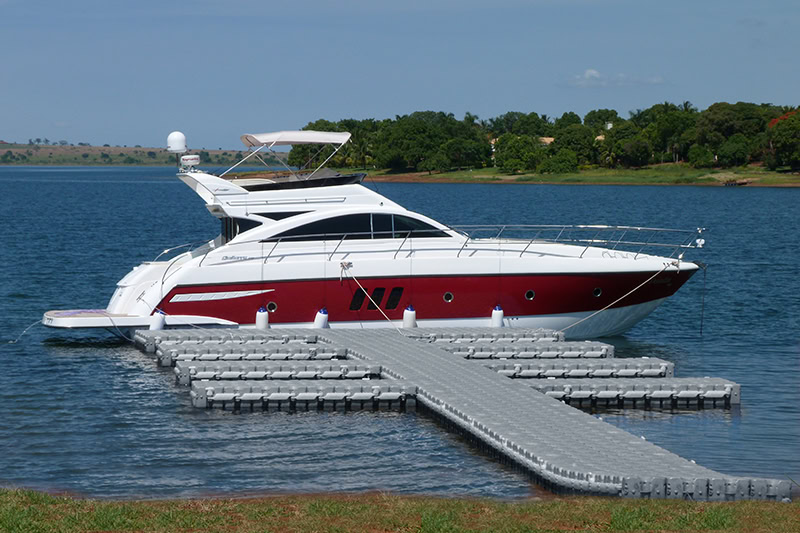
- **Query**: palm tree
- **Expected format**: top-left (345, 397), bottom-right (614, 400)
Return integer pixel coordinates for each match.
top-left (628, 109), bottom-right (645, 128)
top-left (463, 112), bottom-right (479, 127)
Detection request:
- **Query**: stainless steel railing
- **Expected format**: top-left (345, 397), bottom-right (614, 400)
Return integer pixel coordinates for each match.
top-left (451, 224), bottom-right (705, 259)
top-left (188, 224), bottom-right (704, 267)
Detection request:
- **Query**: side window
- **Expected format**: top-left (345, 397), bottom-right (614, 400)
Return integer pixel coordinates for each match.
top-left (385, 287), bottom-right (403, 309)
top-left (372, 213), bottom-right (393, 239)
top-left (349, 286), bottom-right (404, 311)
top-left (269, 214), bottom-right (372, 242)
top-left (366, 288), bottom-right (386, 310)
top-left (265, 213), bottom-right (448, 242)
top-left (236, 218), bottom-right (262, 234)
top-left (349, 288), bottom-right (367, 310)
top-left (393, 215), bottom-right (449, 238)
top-left (255, 211), bottom-right (310, 220)
top-left (222, 217), bottom-right (261, 243)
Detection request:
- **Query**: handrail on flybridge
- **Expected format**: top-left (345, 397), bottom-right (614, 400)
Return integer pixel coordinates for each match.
top-left (219, 130), bottom-right (352, 180)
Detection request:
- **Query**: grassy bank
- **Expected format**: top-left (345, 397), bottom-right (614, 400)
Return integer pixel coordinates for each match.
top-left (358, 164), bottom-right (800, 187)
top-left (0, 143), bottom-right (286, 167)
top-left (1, 489), bottom-right (797, 532)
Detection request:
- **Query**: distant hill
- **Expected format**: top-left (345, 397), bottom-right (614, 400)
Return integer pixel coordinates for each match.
top-left (0, 143), bottom-right (288, 167)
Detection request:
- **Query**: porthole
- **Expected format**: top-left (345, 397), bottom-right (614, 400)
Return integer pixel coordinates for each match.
top-left (524, 290), bottom-right (536, 301)
top-left (593, 288), bottom-right (602, 298)
top-left (266, 301), bottom-right (278, 312)
top-left (443, 292), bottom-right (454, 303)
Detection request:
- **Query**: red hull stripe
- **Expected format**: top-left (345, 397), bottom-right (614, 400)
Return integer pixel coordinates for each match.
top-left (156, 271), bottom-right (695, 325)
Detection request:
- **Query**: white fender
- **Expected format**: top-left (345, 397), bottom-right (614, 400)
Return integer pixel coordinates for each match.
top-left (149, 310), bottom-right (166, 331)
top-left (313, 308), bottom-right (329, 328)
top-left (491, 305), bottom-right (504, 328)
top-left (403, 305), bottom-right (417, 328)
top-left (255, 307), bottom-right (270, 329)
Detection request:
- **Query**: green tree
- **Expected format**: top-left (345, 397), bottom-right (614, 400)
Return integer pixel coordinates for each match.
top-left (618, 136), bottom-right (652, 168)
top-left (440, 137), bottom-right (491, 170)
top-left (512, 112), bottom-right (553, 137)
top-left (338, 118), bottom-right (379, 169)
top-left (371, 111), bottom-right (487, 172)
top-left (629, 101), bottom-right (680, 129)
top-left (696, 102), bottom-right (766, 151)
top-left (599, 121), bottom-right (641, 167)
top-left (539, 148), bottom-right (578, 174)
top-left (554, 111), bottom-right (582, 131)
top-left (583, 109), bottom-right (621, 132)
top-left (688, 144), bottom-right (714, 168)
top-left (717, 133), bottom-right (750, 167)
top-left (653, 111), bottom-right (697, 162)
top-left (418, 151), bottom-right (451, 174)
top-left (770, 113), bottom-right (800, 169)
top-left (486, 112), bottom-right (526, 137)
top-left (550, 124), bottom-right (595, 164)
top-left (493, 134), bottom-right (545, 173)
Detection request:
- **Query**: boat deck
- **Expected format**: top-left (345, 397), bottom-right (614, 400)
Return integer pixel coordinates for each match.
top-left (133, 327), bottom-right (790, 501)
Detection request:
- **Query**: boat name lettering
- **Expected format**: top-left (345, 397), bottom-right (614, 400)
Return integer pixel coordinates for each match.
top-left (221, 255), bottom-right (252, 261)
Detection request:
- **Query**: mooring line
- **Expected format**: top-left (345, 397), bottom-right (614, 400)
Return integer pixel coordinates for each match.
top-left (558, 261), bottom-right (675, 335)
top-left (7, 318), bottom-right (42, 344)
top-left (339, 262), bottom-right (431, 340)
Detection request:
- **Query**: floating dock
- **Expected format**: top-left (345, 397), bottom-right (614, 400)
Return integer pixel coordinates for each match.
top-left (133, 327), bottom-right (791, 501)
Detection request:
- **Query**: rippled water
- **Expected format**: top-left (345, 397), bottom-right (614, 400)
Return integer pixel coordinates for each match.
top-left (1, 166), bottom-right (798, 499)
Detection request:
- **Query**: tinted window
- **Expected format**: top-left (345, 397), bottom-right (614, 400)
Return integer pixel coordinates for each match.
top-left (349, 288), bottom-right (367, 310)
top-left (256, 211), bottom-right (310, 220)
top-left (268, 214), bottom-right (372, 242)
top-left (367, 288), bottom-right (386, 310)
top-left (236, 218), bottom-right (262, 233)
top-left (372, 213), bottom-right (393, 239)
top-left (385, 287), bottom-right (404, 310)
top-left (393, 215), bottom-right (449, 238)
top-left (264, 213), bottom-right (448, 242)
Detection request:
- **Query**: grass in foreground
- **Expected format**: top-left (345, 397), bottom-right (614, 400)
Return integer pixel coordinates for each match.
top-left (1, 489), bottom-right (798, 532)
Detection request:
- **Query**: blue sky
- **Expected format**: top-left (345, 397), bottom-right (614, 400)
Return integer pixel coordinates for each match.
top-left (2, 0), bottom-right (797, 149)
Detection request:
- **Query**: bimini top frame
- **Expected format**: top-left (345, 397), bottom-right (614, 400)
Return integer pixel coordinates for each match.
top-left (220, 130), bottom-right (352, 180)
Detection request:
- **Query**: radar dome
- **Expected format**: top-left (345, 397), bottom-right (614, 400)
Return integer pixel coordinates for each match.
top-left (167, 131), bottom-right (187, 153)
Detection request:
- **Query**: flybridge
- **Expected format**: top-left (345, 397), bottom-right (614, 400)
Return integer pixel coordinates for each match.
top-left (171, 129), bottom-right (367, 195)
top-left (223, 130), bottom-right (352, 181)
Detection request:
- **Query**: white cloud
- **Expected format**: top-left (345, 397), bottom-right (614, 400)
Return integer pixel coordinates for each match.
top-left (568, 69), bottom-right (665, 88)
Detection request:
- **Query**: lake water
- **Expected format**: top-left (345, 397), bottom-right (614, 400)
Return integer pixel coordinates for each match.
top-left (1, 166), bottom-right (798, 499)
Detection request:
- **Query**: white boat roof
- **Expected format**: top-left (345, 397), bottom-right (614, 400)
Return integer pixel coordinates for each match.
top-left (241, 130), bottom-right (351, 147)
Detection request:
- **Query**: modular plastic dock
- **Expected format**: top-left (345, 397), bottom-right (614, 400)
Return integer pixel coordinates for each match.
top-left (133, 327), bottom-right (791, 501)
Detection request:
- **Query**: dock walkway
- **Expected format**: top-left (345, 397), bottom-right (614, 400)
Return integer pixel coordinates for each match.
top-left (134, 327), bottom-right (790, 501)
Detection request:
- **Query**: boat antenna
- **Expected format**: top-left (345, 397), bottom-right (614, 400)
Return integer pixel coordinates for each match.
top-left (167, 131), bottom-right (188, 167)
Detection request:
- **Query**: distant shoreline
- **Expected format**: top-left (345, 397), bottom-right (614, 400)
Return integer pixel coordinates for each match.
top-left (0, 143), bottom-right (286, 167)
top-left (351, 165), bottom-right (800, 187)
top-left (364, 172), bottom-right (800, 187)
top-left (1, 144), bottom-right (798, 187)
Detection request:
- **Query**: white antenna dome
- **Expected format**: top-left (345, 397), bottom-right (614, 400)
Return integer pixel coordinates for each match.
top-left (167, 131), bottom-right (187, 153)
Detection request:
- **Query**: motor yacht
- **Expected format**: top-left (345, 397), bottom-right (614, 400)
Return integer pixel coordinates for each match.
top-left (44, 130), bottom-right (704, 339)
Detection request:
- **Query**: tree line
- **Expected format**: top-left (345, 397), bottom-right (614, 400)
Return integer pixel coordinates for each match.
top-left (287, 102), bottom-right (800, 174)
